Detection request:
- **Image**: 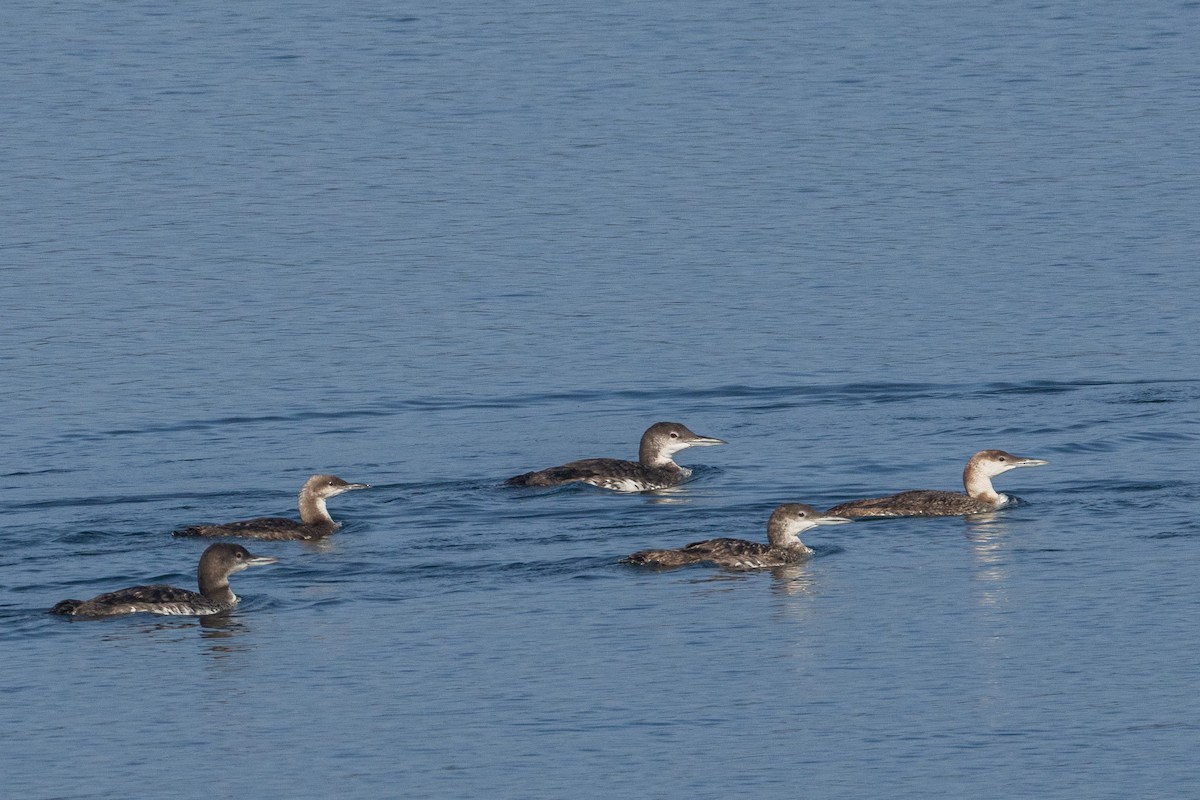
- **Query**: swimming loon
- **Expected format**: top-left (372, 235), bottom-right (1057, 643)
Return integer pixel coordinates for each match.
top-left (827, 449), bottom-right (1049, 518)
top-left (51, 543), bottom-right (278, 617)
top-left (174, 474), bottom-right (369, 540)
top-left (506, 421), bottom-right (727, 492)
top-left (623, 503), bottom-right (852, 568)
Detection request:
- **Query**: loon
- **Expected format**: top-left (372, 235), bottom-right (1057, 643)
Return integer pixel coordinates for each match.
top-left (506, 421), bottom-right (727, 492)
top-left (51, 543), bottom-right (278, 617)
top-left (623, 503), bottom-right (852, 569)
top-left (174, 474), bottom-right (369, 540)
top-left (827, 449), bottom-right (1049, 518)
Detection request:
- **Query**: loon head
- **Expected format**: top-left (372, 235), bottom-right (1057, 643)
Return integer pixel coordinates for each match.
top-left (768, 503), bottom-right (852, 547)
top-left (967, 450), bottom-right (1049, 480)
top-left (639, 422), bottom-right (727, 466)
top-left (303, 474), bottom-right (371, 499)
top-left (962, 450), bottom-right (1049, 502)
top-left (196, 543), bottom-right (278, 600)
top-left (199, 543), bottom-right (279, 580)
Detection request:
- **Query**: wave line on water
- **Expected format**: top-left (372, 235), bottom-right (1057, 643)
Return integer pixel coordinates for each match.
top-left (47, 377), bottom-right (1200, 444)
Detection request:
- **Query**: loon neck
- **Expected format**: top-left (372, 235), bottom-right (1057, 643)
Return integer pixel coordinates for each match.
top-left (963, 465), bottom-right (1002, 505)
top-left (298, 492), bottom-right (334, 525)
top-left (641, 452), bottom-right (680, 469)
top-left (638, 440), bottom-right (680, 469)
top-left (766, 519), bottom-right (812, 552)
top-left (197, 571), bottom-right (236, 605)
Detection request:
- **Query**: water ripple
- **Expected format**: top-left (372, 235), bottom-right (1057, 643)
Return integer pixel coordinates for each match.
top-left (48, 377), bottom-right (1199, 443)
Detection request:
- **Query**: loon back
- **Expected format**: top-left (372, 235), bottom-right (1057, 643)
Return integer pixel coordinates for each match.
top-left (506, 458), bottom-right (687, 492)
top-left (625, 538), bottom-right (805, 569)
top-left (828, 489), bottom-right (1000, 518)
top-left (175, 516), bottom-right (338, 541)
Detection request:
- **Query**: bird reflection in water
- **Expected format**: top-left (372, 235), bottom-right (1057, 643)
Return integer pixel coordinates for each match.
top-left (660, 560), bottom-right (819, 600)
top-left (645, 486), bottom-right (693, 505)
top-left (965, 514), bottom-right (1010, 608)
top-left (93, 612), bottom-right (253, 657)
top-left (199, 613), bottom-right (254, 658)
top-left (769, 563), bottom-right (818, 597)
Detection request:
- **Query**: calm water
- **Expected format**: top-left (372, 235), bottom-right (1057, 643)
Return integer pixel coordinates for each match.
top-left (3, 1), bottom-right (1200, 797)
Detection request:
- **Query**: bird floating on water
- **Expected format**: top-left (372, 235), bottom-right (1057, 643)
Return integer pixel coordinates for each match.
top-left (51, 543), bottom-right (278, 617)
top-left (623, 503), bottom-right (851, 569)
top-left (174, 474), bottom-right (369, 540)
top-left (506, 421), bottom-right (726, 492)
top-left (827, 449), bottom-right (1049, 518)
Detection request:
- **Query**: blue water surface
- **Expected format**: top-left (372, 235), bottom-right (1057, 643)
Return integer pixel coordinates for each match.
top-left (2, 1), bottom-right (1200, 798)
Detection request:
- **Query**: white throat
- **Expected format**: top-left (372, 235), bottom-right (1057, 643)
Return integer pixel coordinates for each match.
top-left (964, 465), bottom-right (1006, 504)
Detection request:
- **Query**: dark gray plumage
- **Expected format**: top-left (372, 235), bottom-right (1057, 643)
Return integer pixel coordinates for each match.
top-left (506, 422), bottom-right (726, 491)
top-left (623, 504), bottom-right (851, 569)
top-left (174, 474), bottom-right (369, 540)
top-left (828, 449), bottom-right (1049, 518)
top-left (51, 543), bottom-right (278, 617)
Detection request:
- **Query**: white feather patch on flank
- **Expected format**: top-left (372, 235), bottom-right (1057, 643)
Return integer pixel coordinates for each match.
top-left (588, 478), bottom-right (650, 492)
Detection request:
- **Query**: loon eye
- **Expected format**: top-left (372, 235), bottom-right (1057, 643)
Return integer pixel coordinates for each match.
top-left (669, 432), bottom-right (679, 439)
top-left (797, 511), bottom-right (807, 518)
top-left (997, 456), bottom-right (1007, 462)
top-left (235, 551), bottom-right (244, 560)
